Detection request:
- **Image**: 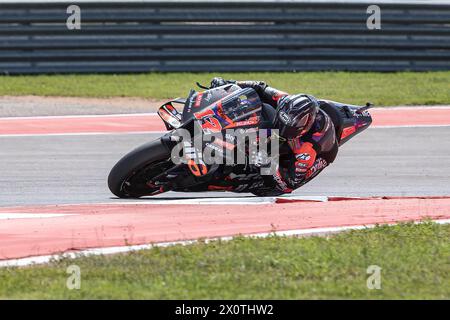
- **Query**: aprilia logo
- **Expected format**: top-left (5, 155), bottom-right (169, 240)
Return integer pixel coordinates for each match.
top-left (306, 158), bottom-right (327, 178)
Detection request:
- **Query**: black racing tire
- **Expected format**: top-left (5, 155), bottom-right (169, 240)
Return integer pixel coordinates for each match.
top-left (107, 138), bottom-right (172, 198)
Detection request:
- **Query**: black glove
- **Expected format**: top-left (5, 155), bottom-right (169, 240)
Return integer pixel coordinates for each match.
top-left (210, 77), bottom-right (236, 89)
top-left (210, 77), bottom-right (227, 88)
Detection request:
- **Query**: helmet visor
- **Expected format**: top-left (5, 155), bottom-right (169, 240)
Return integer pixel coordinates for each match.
top-left (292, 113), bottom-right (310, 129)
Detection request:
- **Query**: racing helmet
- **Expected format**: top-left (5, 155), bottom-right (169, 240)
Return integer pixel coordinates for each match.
top-left (273, 94), bottom-right (319, 139)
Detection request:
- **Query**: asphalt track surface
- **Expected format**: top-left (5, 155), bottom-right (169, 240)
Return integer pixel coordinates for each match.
top-left (1, 125), bottom-right (449, 207)
top-left (0, 107), bottom-right (449, 263)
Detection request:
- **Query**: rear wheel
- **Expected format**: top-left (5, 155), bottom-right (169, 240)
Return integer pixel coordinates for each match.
top-left (107, 139), bottom-right (173, 198)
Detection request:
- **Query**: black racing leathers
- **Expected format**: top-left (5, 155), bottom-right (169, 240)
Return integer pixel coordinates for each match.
top-left (210, 78), bottom-right (338, 195)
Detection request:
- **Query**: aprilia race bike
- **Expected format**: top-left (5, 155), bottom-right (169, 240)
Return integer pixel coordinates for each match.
top-left (108, 84), bottom-right (372, 198)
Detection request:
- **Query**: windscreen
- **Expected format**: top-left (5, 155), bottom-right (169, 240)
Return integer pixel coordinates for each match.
top-left (193, 87), bottom-right (262, 132)
top-left (217, 87), bottom-right (262, 125)
top-left (182, 84), bottom-right (241, 122)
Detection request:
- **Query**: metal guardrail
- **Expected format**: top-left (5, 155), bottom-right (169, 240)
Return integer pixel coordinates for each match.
top-left (1, 0), bottom-right (449, 74)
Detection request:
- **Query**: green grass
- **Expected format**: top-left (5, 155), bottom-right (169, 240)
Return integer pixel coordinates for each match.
top-left (0, 72), bottom-right (449, 106)
top-left (0, 222), bottom-right (448, 299)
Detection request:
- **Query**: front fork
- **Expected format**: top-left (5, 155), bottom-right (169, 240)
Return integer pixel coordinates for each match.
top-left (149, 134), bottom-right (204, 192)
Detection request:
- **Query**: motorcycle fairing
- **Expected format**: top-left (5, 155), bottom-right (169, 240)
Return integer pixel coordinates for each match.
top-left (185, 88), bottom-right (264, 176)
top-left (157, 100), bottom-right (183, 130)
top-left (182, 84), bottom-right (241, 122)
top-left (192, 87), bottom-right (263, 133)
top-left (149, 91), bottom-right (373, 195)
top-left (319, 100), bottom-right (373, 146)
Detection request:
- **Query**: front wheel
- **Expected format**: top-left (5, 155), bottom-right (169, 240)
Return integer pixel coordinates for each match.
top-left (107, 139), bottom-right (173, 198)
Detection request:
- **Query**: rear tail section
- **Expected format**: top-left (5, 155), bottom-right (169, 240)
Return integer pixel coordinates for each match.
top-left (319, 100), bottom-right (373, 146)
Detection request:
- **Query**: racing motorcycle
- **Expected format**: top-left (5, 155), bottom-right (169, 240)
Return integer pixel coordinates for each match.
top-left (108, 83), bottom-right (372, 198)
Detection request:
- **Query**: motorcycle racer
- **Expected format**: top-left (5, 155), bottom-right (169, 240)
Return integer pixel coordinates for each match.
top-left (108, 77), bottom-right (372, 199)
top-left (209, 77), bottom-right (339, 196)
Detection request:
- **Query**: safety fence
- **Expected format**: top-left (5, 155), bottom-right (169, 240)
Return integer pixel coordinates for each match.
top-left (1, 0), bottom-right (449, 73)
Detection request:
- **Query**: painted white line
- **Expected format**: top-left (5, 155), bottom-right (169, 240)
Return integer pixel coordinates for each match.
top-left (2, 106), bottom-right (449, 122)
top-left (0, 113), bottom-right (158, 121)
top-left (0, 105), bottom-right (450, 121)
top-left (32, 195), bottom-right (326, 206)
top-left (1, 124), bottom-right (449, 138)
top-left (371, 106), bottom-right (450, 111)
top-left (137, 195), bottom-right (327, 205)
top-left (109, 198), bottom-right (277, 205)
top-left (0, 131), bottom-right (165, 138)
top-left (371, 124), bottom-right (450, 129)
top-left (0, 213), bottom-right (74, 220)
top-left (0, 106), bottom-right (448, 121)
top-left (1, 218), bottom-right (449, 268)
top-left (1, 125), bottom-right (449, 138)
top-left (1, 195), bottom-right (447, 212)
